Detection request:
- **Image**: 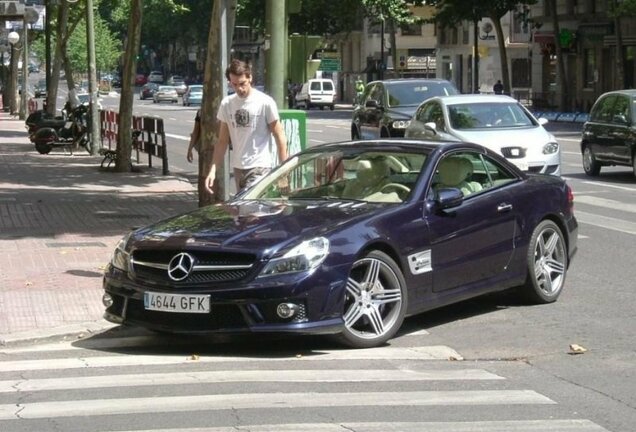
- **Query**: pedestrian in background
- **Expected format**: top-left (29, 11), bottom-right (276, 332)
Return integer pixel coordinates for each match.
top-left (186, 109), bottom-right (200, 163)
top-left (493, 80), bottom-right (504, 95)
top-left (205, 59), bottom-right (288, 195)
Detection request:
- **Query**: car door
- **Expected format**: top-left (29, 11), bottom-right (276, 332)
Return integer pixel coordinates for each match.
top-left (584, 94), bottom-right (617, 161)
top-left (359, 83), bottom-right (385, 139)
top-left (604, 94), bottom-right (634, 164)
top-left (425, 151), bottom-right (518, 293)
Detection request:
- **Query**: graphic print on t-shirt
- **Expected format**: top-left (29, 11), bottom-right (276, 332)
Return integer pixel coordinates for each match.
top-left (235, 109), bottom-right (250, 127)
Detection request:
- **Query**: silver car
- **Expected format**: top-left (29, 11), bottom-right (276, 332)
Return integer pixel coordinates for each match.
top-left (153, 86), bottom-right (178, 104)
top-left (405, 94), bottom-right (561, 176)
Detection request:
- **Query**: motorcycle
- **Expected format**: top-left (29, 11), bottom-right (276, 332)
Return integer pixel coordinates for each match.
top-left (31, 104), bottom-right (90, 154)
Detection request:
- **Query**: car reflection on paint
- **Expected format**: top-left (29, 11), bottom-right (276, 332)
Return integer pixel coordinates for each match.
top-left (103, 140), bottom-right (578, 348)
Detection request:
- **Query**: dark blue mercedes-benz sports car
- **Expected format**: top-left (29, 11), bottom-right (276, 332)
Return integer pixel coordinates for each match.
top-left (103, 140), bottom-right (578, 348)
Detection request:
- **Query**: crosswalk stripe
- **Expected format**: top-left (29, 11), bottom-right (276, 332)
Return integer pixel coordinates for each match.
top-left (0, 390), bottom-right (554, 420)
top-left (0, 345), bottom-right (461, 372)
top-left (575, 210), bottom-right (636, 235)
top-left (575, 195), bottom-right (636, 213)
top-left (105, 419), bottom-right (610, 432)
top-left (0, 368), bottom-right (503, 393)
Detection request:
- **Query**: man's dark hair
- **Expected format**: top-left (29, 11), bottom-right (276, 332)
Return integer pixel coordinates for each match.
top-left (225, 59), bottom-right (252, 80)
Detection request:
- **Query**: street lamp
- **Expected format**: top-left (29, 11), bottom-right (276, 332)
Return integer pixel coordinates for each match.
top-left (7, 31), bottom-right (19, 115)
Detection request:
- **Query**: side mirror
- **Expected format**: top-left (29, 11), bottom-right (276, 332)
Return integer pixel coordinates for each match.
top-left (538, 117), bottom-right (549, 126)
top-left (433, 187), bottom-right (464, 210)
top-left (365, 99), bottom-right (380, 109)
top-left (424, 122), bottom-right (438, 135)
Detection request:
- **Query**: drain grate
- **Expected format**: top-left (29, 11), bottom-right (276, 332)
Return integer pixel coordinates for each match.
top-left (46, 242), bottom-right (108, 248)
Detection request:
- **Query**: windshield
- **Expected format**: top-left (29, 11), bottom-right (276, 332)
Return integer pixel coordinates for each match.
top-left (448, 102), bottom-right (535, 129)
top-left (243, 148), bottom-right (428, 204)
top-left (387, 81), bottom-right (458, 107)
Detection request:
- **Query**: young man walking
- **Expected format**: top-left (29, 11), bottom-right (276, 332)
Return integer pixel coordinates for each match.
top-left (205, 59), bottom-right (288, 196)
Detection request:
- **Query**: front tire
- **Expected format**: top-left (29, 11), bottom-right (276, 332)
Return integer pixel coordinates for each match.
top-left (520, 220), bottom-right (567, 304)
top-left (582, 145), bottom-right (601, 176)
top-left (338, 250), bottom-right (407, 348)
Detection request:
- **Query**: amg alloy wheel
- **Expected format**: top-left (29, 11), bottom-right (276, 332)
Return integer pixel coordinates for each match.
top-left (339, 250), bottom-right (407, 348)
top-left (521, 220), bottom-right (567, 303)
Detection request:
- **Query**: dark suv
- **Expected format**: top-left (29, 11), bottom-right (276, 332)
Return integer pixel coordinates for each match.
top-left (351, 78), bottom-right (458, 140)
top-left (581, 90), bottom-right (636, 178)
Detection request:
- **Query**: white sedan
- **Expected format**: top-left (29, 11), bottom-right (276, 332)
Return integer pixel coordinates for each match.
top-left (405, 94), bottom-right (561, 175)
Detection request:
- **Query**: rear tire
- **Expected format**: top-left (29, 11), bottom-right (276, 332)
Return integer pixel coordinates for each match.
top-left (35, 142), bottom-right (52, 154)
top-left (582, 145), bottom-right (601, 176)
top-left (519, 220), bottom-right (567, 304)
top-left (632, 151), bottom-right (636, 178)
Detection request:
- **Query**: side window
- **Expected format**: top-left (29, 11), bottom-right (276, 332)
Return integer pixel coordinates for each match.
top-left (590, 95), bottom-right (616, 123)
top-left (433, 151), bottom-right (485, 197)
top-left (477, 154), bottom-right (518, 189)
top-left (369, 84), bottom-right (384, 105)
top-left (429, 103), bottom-right (446, 132)
top-left (611, 96), bottom-right (631, 125)
top-left (416, 102), bottom-right (435, 123)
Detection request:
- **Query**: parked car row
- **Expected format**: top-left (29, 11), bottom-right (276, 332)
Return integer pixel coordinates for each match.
top-left (351, 79), bottom-right (561, 176)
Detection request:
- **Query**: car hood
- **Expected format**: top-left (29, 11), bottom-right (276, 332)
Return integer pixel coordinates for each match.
top-left (129, 200), bottom-right (386, 254)
top-left (387, 106), bottom-right (418, 120)
top-left (449, 126), bottom-right (555, 151)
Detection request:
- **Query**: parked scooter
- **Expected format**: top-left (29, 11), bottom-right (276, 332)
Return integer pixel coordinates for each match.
top-left (31, 103), bottom-right (90, 154)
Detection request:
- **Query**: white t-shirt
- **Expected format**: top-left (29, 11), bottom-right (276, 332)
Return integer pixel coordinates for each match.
top-left (217, 88), bottom-right (280, 169)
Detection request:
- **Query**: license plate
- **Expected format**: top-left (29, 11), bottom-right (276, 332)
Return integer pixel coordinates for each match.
top-left (511, 160), bottom-right (529, 171)
top-left (143, 292), bottom-right (210, 313)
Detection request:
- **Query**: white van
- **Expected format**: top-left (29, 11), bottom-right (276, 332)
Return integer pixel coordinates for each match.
top-left (295, 78), bottom-right (336, 110)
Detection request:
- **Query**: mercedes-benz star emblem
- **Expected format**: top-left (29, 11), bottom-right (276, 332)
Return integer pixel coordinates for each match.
top-left (167, 253), bottom-right (195, 281)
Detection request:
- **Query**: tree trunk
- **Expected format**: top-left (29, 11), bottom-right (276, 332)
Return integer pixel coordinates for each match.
top-left (46, 2), bottom-right (70, 116)
top-left (549, 0), bottom-right (569, 111)
top-left (198, 0), bottom-right (237, 207)
top-left (615, 9), bottom-right (625, 88)
top-left (490, 13), bottom-right (511, 96)
top-left (115, 0), bottom-right (143, 172)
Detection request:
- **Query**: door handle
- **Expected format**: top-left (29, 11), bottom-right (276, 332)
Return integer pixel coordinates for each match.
top-left (497, 203), bottom-right (513, 213)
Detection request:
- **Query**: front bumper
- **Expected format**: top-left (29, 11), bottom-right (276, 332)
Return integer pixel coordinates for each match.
top-left (103, 265), bottom-right (347, 335)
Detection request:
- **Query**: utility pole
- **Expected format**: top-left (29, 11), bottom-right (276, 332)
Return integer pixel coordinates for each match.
top-left (85, 0), bottom-right (100, 155)
top-left (265, 0), bottom-right (285, 108)
top-left (45, 0), bottom-right (51, 93)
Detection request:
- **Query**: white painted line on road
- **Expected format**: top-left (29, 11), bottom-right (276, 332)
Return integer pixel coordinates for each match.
top-left (0, 369), bottom-right (503, 393)
top-left (562, 151), bottom-right (580, 155)
top-left (0, 390), bottom-right (554, 419)
top-left (0, 346), bottom-right (462, 372)
top-left (581, 180), bottom-right (636, 192)
top-left (559, 138), bottom-right (580, 143)
top-left (307, 129), bottom-right (323, 133)
top-left (310, 139), bottom-right (327, 144)
top-left (110, 419), bottom-right (610, 432)
top-left (575, 210), bottom-right (636, 235)
top-left (165, 133), bottom-right (188, 141)
top-left (575, 195), bottom-right (636, 213)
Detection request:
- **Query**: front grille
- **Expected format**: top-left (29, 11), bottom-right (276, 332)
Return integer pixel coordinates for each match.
top-left (501, 147), bottom-right (526, 159)
top-left (131, 249), bottom-right (256, 285)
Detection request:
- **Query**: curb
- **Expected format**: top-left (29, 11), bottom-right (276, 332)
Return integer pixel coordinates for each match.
top-left (0, 320), bottom-right (118, 348)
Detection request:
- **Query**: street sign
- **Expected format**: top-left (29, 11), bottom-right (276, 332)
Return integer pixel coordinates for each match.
top-left (0, 1), bottom-right (25, 17)
top-left (319, 58), bottom-right (340, 72)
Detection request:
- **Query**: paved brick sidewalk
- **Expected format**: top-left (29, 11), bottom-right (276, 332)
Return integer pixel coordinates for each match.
top-left (0, 111), bottom-right (197, 345)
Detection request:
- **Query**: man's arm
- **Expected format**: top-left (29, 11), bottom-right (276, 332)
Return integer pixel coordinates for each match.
top-left (205, 121), bottom-right (230, 194)
top-left (186, 119), bottom-right (200, 163)
top-left (269, 120), bottom-right (288, 163)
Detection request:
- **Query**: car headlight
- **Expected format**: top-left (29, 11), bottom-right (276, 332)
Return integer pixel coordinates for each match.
top-left (543, 142), bottom-right (559, 154)
top-left (110, 233), bottom-right (131, 272)
top-left (260, 237), bottom-right (330, 277)
top-left (391, 120), bottom-right (411, 129)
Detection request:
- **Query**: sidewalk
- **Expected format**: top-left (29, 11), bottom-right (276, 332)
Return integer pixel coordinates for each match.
top-left (0, 110), bottom-right (198, 346)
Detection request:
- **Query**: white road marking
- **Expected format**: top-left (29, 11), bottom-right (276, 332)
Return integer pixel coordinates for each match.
top-left (575, 195), bottom-right (636, 213)
top-left (0, 369), bottom-right (503, 393)
top-left (0, 390), bottom-right (554, 419)
top-left (165, 133), bottom-right (189, 141)
top-left (108, 419), bottom-right (610, 432)
top-left (581, 181), bottom-right (636, 192)
top-left (575, 210), bottom-right (636, 235)
top-left (0, 346), bottom-right (462, 372)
